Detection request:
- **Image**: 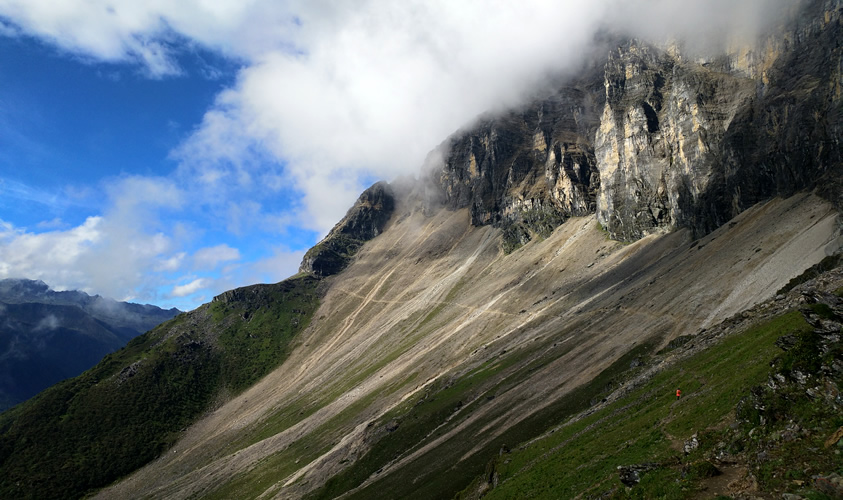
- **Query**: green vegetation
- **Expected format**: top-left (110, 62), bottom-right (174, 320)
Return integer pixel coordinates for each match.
top-left (0, 276), bottom-right (319, 500)
top-left (303, 337), bottom-right (656, 500)
top-left (501, 223), bottom-right (531, 254)
top-left (210, 277), bottom-right (320, 393)
top-left (500, 209), bottom-right (568, 253)
top-left (459, 307), bottom-right (841, 499)
top-left (205, 370), bottom-right (421, 500)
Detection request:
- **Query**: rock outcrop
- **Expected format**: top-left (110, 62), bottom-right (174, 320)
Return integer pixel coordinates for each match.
top-left (690, 0), bottom-right (843, 237)
top-left (427, 0), bottom-right (842, 243)
top-left (594, 40), bottom-right (757, 240)
top-left (299, 181), bottom-right (396, 277)
top-left (429, 66), bottom-right (604, 251)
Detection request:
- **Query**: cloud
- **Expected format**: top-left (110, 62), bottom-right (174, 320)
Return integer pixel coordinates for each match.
top-left (0, 176), bottom-right (183, 302)
top-left (603, 0), bottom-right (798, 54)
top-left (167, 0), bottom-right (794, 235)
top-left (1, 0), bottom-right (796, 233)
top-left (243, 246), bottom-right (305, 284)
top-left (0, 0), bottom-right (299, 76)
top-left (0, 0), bottom-right (796, 308)
top-left (0, 173), bottom-right (294, 309)
top-left (34, 314), bottom-right (60, 331)
top-left (156, 252), bottom-right (186, 272)
top-left (0, 177), bottom-right (72, 212)
top-left (171, 278), bottom-right (206, 297)
top-left (193, 244), bottom-right (240, 269)
top-left (36, 218), bottom-right (65, 230)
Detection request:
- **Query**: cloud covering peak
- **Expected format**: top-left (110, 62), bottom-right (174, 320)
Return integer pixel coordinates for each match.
top-left (0, 0), bottom-right (795, 308)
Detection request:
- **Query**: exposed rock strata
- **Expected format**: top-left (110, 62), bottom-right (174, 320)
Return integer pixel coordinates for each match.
top-left (594, 40), bottom-right (757, 240)
top-left (429, 68), bottom-right (604, 251)
top-left (427, 0), bottom-right (842, 243)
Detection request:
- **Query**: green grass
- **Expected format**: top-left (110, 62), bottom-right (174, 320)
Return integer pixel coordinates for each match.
top-left (475, 310), bottom-right (820, 499)
top-left (301, 338), bottom-right (656, 500)
top-left (211, 277), bottom-right (320, 393)
top-left (224, 278), bottom-right (474, 456)
top-left (205, 370), bottom-right (422, 500)
top-left (0, 276), bottom-right (320, 500)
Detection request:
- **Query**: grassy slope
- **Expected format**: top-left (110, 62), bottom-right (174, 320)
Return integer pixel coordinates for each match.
top-left (473, 305), bottom-right (842, 499)
top-left (0, 276), bottom-right (319, 500)
top-left (307, 342), bottom-right (657, 500)
top-left (298, 275), bottom-right (843, 500)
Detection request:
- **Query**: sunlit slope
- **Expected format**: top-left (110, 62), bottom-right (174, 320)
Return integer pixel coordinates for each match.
top-left (476, 269), bottom-right (843, 499)
top-left (0, 277), bottom-right (319, 500)
top-left (100, 193), bottom-right (840, 499)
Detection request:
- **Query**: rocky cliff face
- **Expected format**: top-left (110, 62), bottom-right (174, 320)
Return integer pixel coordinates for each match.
top-left (429, 67), bottom-right (604, 251)
top-left (692, 0), bottom-right (843, 237)
top-left (299, 181), bottom-right (396, 277)
top-left (429, 0), bottom-right (842, 243)
top-left (594, 41), bottom-right (757, 240)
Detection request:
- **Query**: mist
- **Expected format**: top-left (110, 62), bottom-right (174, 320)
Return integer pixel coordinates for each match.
top-left (176, 0), bottom-right (797, 233)
top-left (0, 0), bottom-right (799, 307)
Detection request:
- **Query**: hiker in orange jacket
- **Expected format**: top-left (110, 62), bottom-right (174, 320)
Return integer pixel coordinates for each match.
top-left (676, 388), bottom-right (681, 400)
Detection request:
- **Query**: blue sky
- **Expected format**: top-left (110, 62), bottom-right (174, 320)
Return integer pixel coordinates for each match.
top-left (0, 0), bottom-right (783, 311)
top-left (0, 36), bottom-right (230, 227)
top-left (0, 31), bottom-right (318, 310)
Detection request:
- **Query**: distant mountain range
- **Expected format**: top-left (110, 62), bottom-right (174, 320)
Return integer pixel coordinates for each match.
top-left (0, 278), bottom-right (180, 411)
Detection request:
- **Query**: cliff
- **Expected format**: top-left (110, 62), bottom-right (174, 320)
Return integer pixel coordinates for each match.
top-left (299, 181), bottom-right (396, 277)
top-left (429, 0), bottom-right (842, 243)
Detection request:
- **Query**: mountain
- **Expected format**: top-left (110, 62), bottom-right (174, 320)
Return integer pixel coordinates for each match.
top-left (1, 1), bottom-right (841, 499)
top-left (0, 279), bottom-right (180, 412)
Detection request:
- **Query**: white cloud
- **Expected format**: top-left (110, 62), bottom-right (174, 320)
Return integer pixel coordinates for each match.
top-left (193, 244), bottom-right (240, 269)
top-left (0, 0), bottom-right (795, 308)
top-left (0, 176), bottom-right (184, 303)
top-left (0, 216), bottom-right (102, 280)
top-left (36, 217), bottom-right (64, 230)
top-left (171, 278), bottom-right (206, 297)
top-left (34, 314), bottom-right (60, 331)
top-left (156, 252), bottom-right (186, 272)
top-left (1, 0), bottom-right (794, 234)
top-left (0, 177), bottom-right (72, 212)
top-left (0, 213), bottom-right (166, 300)
top-left (245, 246), bottom-right (305, 283)
top-left (168, 0), bottom-right (794, 235)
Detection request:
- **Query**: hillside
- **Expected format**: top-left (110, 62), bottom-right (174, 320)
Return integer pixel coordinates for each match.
top-left (95, 193), bottom-right (839, 500)
top-left (468, 267), bottom-right (843, 498)
top-left (0, 279), bottom-right (180, 411)
top-left (0, 0), bottom-right (841, 499)
top-left (0, 277), bottom-right (319, 499)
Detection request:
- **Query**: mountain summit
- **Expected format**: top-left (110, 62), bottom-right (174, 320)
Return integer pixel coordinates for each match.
top-left (0, 1), bottom-right (841, 498)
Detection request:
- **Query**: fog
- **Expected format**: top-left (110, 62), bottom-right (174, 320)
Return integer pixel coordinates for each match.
top-left (0, 0), bottom-right (800, 306)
